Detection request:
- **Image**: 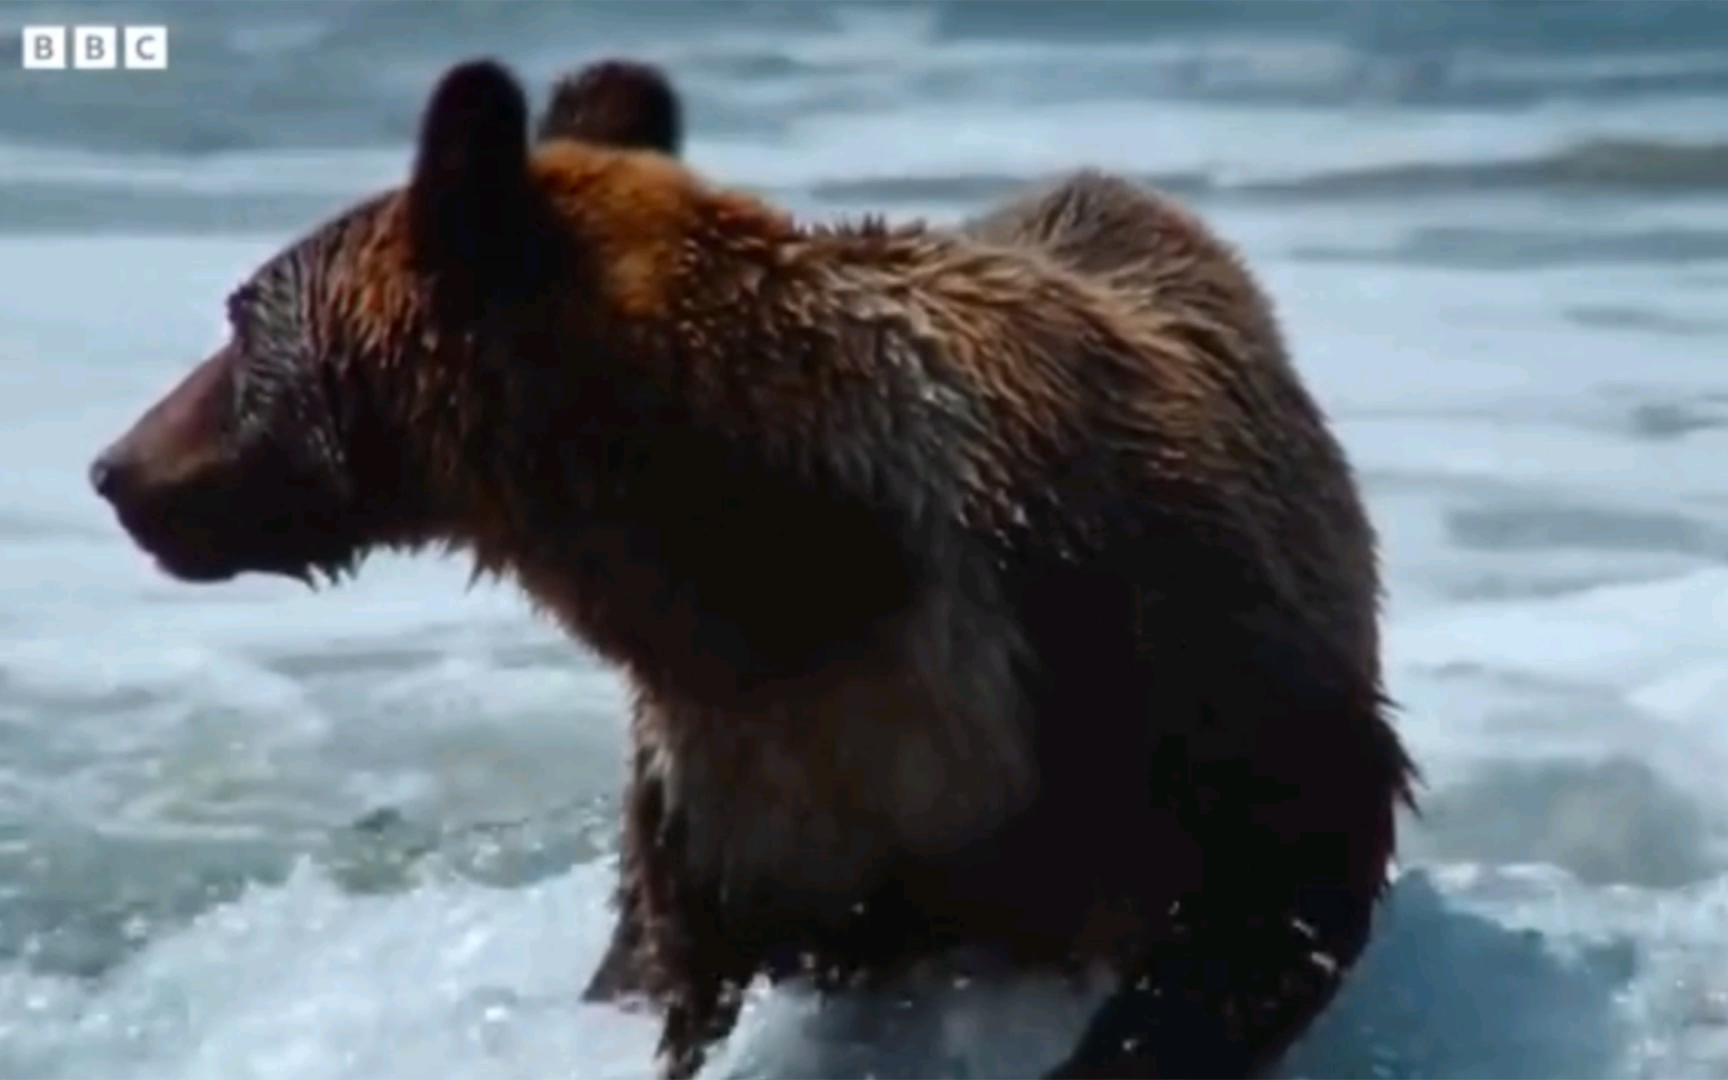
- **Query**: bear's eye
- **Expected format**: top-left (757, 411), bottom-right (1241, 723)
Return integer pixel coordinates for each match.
top-left (226, 285), bottom-right (259, 334)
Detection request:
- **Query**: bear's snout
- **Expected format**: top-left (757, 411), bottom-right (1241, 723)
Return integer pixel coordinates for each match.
top-left (91, 347), bottom-right (235, 514)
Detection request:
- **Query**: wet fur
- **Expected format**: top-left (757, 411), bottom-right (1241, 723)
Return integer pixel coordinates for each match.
top-left (91, 59), bottom-right (1417, 1080)
top-left (553, 65), bottom-right (1404, 1051)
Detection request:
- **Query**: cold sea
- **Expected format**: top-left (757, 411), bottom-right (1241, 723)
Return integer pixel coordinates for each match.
top-left (2, 1), bottom-right (1728, 1077)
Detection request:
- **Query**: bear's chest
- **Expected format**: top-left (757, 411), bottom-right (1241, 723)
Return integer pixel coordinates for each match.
top-left (636, 661), bottom-right (1036, 916)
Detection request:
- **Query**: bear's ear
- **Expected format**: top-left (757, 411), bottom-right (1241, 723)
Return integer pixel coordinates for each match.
top-left (407, 59), bottom-right (536, 288)
top-left (537, 59), bottom-right (682, 156)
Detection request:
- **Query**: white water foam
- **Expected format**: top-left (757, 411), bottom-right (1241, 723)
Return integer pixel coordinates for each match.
top-left (0, 852), bottom-right (1711, 1080)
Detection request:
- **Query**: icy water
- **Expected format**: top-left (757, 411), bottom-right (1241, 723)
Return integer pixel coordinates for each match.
top-left (4, 2), bottom-right (1728, 1077)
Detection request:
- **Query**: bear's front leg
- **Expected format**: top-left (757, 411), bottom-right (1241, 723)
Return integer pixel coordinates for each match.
top-left (584, 734), bottom-right (660, 1007)
top-left (620, 746), bottom-right (759, 1079)
top-left (587, 698), bottom-right (715, 1011)
top-left (646, 860), bottom-right (757, 1080)
top-left (655, 966), bottom-right (749, 1080)
top-left (582, 894), bottom-right (650, 1005)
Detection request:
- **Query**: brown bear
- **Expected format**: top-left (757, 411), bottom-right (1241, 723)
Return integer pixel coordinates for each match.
top-left (537, 58), bottom-right (1402, 1039)
top-left (89, 58), bottom-right (1415, 1080)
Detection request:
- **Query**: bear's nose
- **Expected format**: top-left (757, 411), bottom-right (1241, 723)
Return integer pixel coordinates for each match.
top-left (89, 450), bottom-right (132, 503)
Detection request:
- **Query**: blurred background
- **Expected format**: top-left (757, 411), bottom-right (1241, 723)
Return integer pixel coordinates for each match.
top-left (1, 1), bottom-right (1727, 1077)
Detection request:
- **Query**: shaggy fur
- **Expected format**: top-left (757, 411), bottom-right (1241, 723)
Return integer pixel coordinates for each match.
top-left (546, 62), bottom-right (1401, 1037)
top-left (90, 58), bottom-right (1416, 1080)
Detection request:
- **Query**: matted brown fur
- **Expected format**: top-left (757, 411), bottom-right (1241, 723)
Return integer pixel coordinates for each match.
top-left (962, 170), bottom-right (1382, 665)
top-left (90, 59), bottom-right (1416, 1080)
top-left (544, 62), bottom-right (1400, 1036)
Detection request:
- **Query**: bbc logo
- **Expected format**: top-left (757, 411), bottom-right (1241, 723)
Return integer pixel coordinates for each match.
top-left (21, 25), bottom-right (168, 70)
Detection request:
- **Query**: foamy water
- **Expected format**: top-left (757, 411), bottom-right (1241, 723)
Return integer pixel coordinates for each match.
top-left (4, 3), bottom-right (1728, 1075)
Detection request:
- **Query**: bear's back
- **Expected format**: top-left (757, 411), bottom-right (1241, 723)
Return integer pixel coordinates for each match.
top-left (962, 171), bottom-right (1381, 672)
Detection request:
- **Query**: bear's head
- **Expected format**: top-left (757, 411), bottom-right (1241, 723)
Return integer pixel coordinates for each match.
top-left (88, 59), bottom-right (705, 586)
